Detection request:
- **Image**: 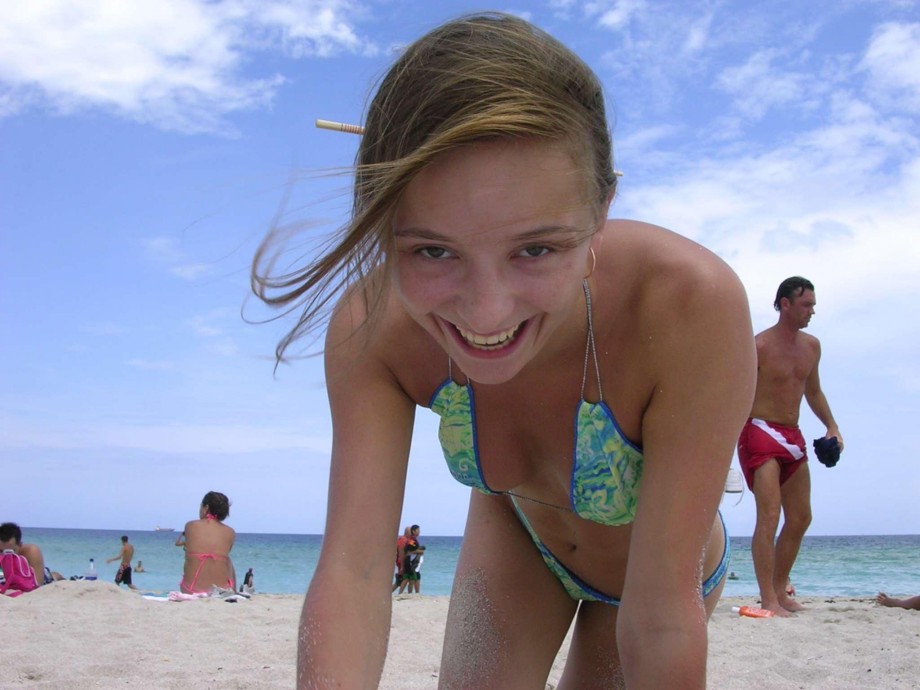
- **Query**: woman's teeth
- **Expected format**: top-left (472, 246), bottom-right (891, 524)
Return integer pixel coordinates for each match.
top-left (457, 324), bottom-right (521, 350)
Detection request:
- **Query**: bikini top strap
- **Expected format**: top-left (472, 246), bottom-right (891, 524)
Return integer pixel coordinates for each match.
top-left (580, 279), bottom-right (604, 402)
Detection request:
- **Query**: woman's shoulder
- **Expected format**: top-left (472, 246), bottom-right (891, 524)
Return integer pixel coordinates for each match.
top-left (594, 220), bottom-right (749, 363)
top-left (607, 218), bottom-right (733, 269)
top-left (602, 219), bottom-right (745, 307)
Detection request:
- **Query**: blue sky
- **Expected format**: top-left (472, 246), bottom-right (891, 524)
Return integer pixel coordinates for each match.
top-left (2, 0), bottom-right (918, 537)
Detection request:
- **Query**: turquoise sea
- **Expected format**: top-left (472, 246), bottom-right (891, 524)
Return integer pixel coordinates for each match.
top-left (22, 528), bottom-right (920, 599)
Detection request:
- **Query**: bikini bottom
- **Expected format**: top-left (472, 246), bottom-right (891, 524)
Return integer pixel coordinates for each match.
top-left (510, 500), bottom-right (730, 606)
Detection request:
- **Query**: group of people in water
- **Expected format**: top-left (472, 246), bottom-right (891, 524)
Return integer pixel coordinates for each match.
top-left (1, 491), bottom-right (245, 597)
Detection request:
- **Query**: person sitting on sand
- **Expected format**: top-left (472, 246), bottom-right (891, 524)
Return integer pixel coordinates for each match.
top-left (1, 547), bottom-right (37, 595)
top-left (0, 522), bottom-right (63, 588)
top-left (876, 592), bottom-right (920, 610)
top-left (180, 491), bottom-right (237, 594)
top-left (1, 523), bottom-right (39, 596)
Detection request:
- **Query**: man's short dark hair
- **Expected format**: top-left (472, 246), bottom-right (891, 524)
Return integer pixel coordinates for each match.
top-left (774, 276), bottom-right (814, 311)
top-left (121, 535), bottom-right (129, 543)
top-left (0, 522), bottom-right (23, 545)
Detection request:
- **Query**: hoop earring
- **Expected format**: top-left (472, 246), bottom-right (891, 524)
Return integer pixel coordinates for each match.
top-left (584, 248), bottom-right (597, 279)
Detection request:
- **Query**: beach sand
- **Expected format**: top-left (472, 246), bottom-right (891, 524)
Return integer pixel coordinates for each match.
top-left (1, 582), bottom-right (917, 688)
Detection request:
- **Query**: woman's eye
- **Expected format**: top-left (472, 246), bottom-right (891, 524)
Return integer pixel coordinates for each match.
top-left (418, 246), bottom-right (451, 259)
top-left (519, 246), bottom-right (550, 258)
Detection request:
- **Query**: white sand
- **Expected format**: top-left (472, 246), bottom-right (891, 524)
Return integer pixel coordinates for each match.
top-left (1, 582), bottom-right (918, 688)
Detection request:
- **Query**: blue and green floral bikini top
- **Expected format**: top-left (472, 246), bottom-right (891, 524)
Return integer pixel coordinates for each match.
top-left (428, 281), bottom-right (644, 527)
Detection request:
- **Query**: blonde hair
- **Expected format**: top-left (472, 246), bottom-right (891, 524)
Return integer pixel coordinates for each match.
top-left (252, 12), bottom-right (616, 362)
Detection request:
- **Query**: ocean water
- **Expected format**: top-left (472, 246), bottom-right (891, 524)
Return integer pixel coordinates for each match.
top-left (21, 528), bottom-right (920, 599)
top-left (22, 528), bottom-right (462, 596)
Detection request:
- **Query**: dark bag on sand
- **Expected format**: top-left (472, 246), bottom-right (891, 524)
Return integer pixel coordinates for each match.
top-left (813, 437), bottom-right (841, 468)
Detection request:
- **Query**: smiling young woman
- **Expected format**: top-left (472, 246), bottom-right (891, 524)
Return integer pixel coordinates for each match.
top-left (252, 12), bottom-right (756, 689)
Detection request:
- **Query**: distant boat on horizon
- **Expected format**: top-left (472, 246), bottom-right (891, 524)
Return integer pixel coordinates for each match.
top-left (154, 526), bottom-right (175, 532)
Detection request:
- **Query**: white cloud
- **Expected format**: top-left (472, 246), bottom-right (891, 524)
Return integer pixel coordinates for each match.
top-left (616, 90), bottom-right (920, 329)
top-left (189, 309), bottom-right (232, 337)
top-left (141, 236), bottom-right (184, 262)
top-left (170, 264), bottom-right (212, 281)
top-left (587, 0), bottom-right (647, 31)
top-left (187, 310), bottom-right (242, 357)
top-left (716, 50), bottom-right (814, 120)
top-left (861, 22), bottom-right (920, 112)
top-left (683, 13), bottom-right (712, 54)
top-left (249, 0), bottom-right (374, 58)
top-left (205, 338), bottom-right (241, 357)
top-left (0, 0), bottom-right (372, 134)
top-left (142, 235), bottom-right (213, 282)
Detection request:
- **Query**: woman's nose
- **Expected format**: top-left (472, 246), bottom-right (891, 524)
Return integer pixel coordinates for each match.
top-left (455, 269), bottom-right (516, 333)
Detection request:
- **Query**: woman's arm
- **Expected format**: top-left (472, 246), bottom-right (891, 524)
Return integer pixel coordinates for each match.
top-left (618, 258), bottom-right (756, 689)
top-left (298, 297), bottom-right (417, 689)
top-left (227, 529), bottom-right (237, 587)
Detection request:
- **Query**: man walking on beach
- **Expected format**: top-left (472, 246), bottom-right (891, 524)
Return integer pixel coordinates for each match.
top-left (107, 535), bottom-right (138, 590)
top-left (738, 277), bottom-right (843, 616)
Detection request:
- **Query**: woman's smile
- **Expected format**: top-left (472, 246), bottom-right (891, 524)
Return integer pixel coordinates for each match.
top-left (455, 321), bottom-right (523, 349)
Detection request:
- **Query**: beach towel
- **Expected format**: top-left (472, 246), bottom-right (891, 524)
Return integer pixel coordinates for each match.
top-left (167, 591), bottom-right (209, 602)
top-left (0, 549), bottom-right (38, 596)
top-left (165, 586), bottom-right (252, 603)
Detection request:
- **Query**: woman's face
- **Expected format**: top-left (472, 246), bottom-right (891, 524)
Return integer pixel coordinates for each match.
top-left (392, 139), bottom-right (606, 385)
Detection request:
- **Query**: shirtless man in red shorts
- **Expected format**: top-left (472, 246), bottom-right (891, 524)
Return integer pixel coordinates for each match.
top-left (738, 277), bottom-right (843, 616)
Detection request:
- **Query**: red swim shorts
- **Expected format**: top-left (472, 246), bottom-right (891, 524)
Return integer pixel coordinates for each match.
top-left (737, 418), bottom-right (807, 491)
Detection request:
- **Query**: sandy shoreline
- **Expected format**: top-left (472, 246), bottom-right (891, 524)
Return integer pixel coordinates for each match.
top-left (1, 582), bottom-right (917, 688)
